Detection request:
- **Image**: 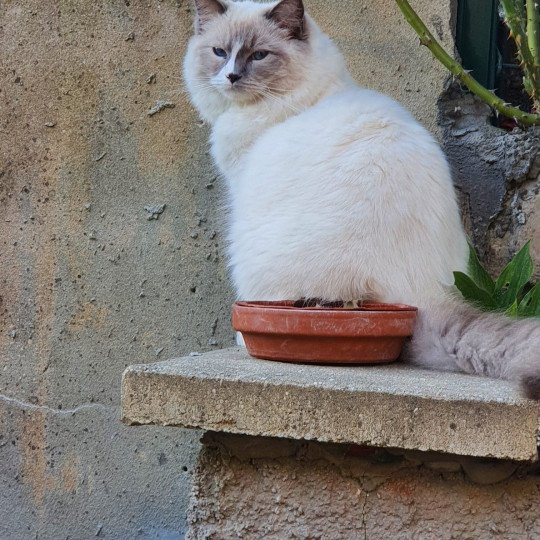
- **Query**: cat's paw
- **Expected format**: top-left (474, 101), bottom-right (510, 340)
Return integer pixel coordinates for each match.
top-left (235, 331), bottom-right (246, 347)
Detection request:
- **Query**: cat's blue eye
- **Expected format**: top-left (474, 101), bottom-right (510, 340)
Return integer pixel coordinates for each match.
top-left (251, 51), bottom-right (269, 61)
top-left (212, 47), bottom-right (227, 58)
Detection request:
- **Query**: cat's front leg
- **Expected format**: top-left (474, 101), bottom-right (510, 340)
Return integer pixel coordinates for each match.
top-left (235, 331), bottom-right (246, 347)
top-left (210, 108), bottom-right (273, 181)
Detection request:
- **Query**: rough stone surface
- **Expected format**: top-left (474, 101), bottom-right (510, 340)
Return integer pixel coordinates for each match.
top-left (186, 432), bottom-right (540, 540)
top-left (440, 92), bottom-right (540, 276)
top-left (122, 348), bottom-right (540, 461)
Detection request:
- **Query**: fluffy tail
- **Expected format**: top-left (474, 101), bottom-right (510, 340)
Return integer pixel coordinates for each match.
top-left (405, 296), bottom-right (540, 399)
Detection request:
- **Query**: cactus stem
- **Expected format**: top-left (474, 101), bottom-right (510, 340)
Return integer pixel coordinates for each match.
top-left (396, 0), bottom-right (540, 127)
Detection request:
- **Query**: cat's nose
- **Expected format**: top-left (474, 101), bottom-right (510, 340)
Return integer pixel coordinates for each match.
top-left (227, 73), bottom-right (242, 84)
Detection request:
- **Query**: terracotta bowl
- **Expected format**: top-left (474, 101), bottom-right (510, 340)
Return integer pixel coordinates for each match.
top-left (232, 300), bottom-right (418, 364)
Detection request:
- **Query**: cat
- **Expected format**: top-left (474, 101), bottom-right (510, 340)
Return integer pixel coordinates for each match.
top-left (184, 0), bottom-right (540, 398)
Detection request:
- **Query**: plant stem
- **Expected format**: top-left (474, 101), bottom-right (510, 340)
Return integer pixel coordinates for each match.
top-left (526, 0), bottom-right (540, 108)
top-left (527, 0), bottom-right (540, 61)
top-left (396, 0), bottom-right (540, 127)
top-left (501, 0), bottom-right (540, 109)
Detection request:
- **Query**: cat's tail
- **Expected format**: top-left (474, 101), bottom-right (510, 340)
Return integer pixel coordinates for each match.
top-left (405, 295), bottom-right (540, 399)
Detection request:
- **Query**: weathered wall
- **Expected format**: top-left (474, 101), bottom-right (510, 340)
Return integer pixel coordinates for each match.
top-left (310, 0), bottom-right (456, 134)
top-left (0, 1), bottom-right (233, 538)
top-left (440, 92), bottom-right (540, 276)
top-left (188, 433), bottom-right (540, 539)
top-left (0, 0), bottom-right (457, 538)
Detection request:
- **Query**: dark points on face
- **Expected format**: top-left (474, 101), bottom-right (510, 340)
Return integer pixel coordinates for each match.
top-left (266, 0), bottom-right (306, 41)
top-left (194, 0), bottom-right (227, 34)
top-left (192, 0), bottom-right (309, 103)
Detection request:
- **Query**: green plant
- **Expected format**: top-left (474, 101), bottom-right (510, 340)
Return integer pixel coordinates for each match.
top-left (396, 0), bottom-right (540, 127)
top-left (501, 0), bottom-right (540, 109)
top-left (454, 241), bottom-right (540, 316)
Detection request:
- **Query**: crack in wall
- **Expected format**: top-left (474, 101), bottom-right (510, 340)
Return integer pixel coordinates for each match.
top-left (359, 486), bottom-right (368, 540)
top-left (0, 393), bottom-right (116, 416)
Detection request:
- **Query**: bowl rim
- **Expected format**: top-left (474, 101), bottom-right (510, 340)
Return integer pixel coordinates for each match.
top-left (234, 300), bottom-right (418, 313)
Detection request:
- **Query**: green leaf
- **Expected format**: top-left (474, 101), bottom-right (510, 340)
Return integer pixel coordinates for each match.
top-left (505, 300), bottom-right (519, 317)
top-left (454, 240), bottom-right (540, 319)
top-left (518, 281), bottom-right (540, 317)
top-left (467, 243), bottom-right (495, 294)
top-left (454, 271), bottom-right (496, 310)
top-left (494, 241), bottom-right (534, 309)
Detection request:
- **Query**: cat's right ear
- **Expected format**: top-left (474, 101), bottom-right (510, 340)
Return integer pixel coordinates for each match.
top-left (193, 0), bottom-right (227, 33)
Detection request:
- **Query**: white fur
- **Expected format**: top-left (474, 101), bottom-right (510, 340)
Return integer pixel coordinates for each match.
top-left (184, 3), bottom-right (468, 307)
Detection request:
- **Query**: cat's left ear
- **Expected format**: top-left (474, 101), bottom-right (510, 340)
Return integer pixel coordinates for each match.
top-left (193, 0), bottom-right (227, 34)
top-left (267, 0), bottom-right (306, 40)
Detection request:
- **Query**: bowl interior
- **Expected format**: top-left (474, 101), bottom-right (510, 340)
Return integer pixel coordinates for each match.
top-left (234, 300), bottom-right (417, 312)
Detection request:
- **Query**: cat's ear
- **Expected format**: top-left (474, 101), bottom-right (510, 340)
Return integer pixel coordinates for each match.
top-left (266, 0), bottom-right (306, 40)
top-left (193, 0), bottom-right (227, 33)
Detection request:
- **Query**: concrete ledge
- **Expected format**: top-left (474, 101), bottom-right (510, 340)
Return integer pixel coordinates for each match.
top-left (121, 348), bottom-right (540, 461)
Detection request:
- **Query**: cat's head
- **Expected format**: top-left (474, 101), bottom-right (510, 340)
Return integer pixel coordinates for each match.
top-left (184, 0), bottom-right (310, 109)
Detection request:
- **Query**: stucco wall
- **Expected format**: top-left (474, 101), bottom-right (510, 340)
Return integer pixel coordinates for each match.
top-left (188, 433), bottom-right (540, 539)
top-left (1, 0), bottom-right (456, 538)
top-left (1, 1), bottom-right (232, 538)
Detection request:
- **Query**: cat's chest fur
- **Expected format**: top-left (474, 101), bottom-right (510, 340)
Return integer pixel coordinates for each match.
top-left (210, 107), bottom-right (284, 180)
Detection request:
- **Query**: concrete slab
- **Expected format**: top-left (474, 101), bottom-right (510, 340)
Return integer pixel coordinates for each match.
top-left (122, 348), bottom-right (540, 462)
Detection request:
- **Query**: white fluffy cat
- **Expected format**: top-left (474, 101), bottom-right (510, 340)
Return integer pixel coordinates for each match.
top-left (184, 0), bottom-right (540, 398)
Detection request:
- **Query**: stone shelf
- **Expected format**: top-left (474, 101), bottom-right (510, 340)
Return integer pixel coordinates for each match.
top-left (121, 347), bottom-right (540, 461)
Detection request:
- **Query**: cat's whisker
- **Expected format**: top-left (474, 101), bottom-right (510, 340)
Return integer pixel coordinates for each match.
top-left (257, 90), bottom-right (302, 115)
top-left (237, 82), bottom-right (303, 114)
top-left (241, 82), bottom-right (291, 102)
top-left (185, 83), bottom-right (216, 93)
top-left (245, 82), bottom-right (288, 92)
